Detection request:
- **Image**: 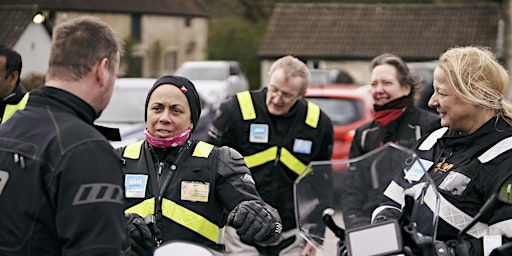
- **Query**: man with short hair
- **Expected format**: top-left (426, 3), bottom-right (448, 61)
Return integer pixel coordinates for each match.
top-left (208, 55), bottom-right (334, 255)
top-left (0, 16), bottom-right (129, 255)
top-left (0, 45), bottom-right (27, 124)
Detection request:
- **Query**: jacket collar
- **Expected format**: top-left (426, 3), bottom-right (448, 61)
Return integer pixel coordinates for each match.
top-left (440, 116), bottom-right (510, 150)
top-left (32, 86), bottom-right (121, 141)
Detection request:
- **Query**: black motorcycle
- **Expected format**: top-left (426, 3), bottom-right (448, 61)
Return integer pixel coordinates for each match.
top-left (294, 142), bottom-right (512, 256)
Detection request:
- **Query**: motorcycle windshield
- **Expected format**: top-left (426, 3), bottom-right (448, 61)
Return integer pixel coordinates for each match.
top-left (294, 142), bottom-right (440, 256)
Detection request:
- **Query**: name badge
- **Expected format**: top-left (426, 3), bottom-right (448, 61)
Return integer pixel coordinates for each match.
top-left (249, 124), bottom-right (269, 143)
top-left (125, 174), bottom-right (148, 198)
top-left (293, 138), bottom-right (312, 154)
top-left (405, 159), bottom-right (433, 182)
top-left (181, 181), bottom-right (210, 202)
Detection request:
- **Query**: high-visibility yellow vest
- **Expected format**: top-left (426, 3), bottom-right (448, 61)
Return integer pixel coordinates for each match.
top-left (236, 91), bottom-right (320, 174)
top-left (2, 93), bottom-right (29, 124)
top-left (123, 140), bottom-right (224, 244)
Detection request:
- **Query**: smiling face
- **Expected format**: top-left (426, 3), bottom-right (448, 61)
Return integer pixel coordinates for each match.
top-left (370, 64), bottom-right (411, 106)
top-left (429, 67), bottom-right (484, 135)
top-left (266, 68), bottom-right (305, 115)
top-left (146, 84), bottom-right (193, 138)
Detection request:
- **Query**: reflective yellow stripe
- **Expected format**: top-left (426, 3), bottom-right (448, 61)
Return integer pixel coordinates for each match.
top-left (305, 101), bottom-right (320, 128)
top-left (125, 197), bottom-right (223, 243)
top-left (161, 198), bottom-right (222, 243)
top-left (123, 140), bottom-right (144, 159)
top-left (2, 93), bottom-right (29, 124)
top-left (237, 91), bottom-right (256, 120)
top-left (279, 147), bottom-right (307, 175)
top-left (244, 146), bottom-right (306, 175)
top-left (193, 141), bottom-right (214, 158)
top-left (125, 198), bottom-right (155, 218)
top-left (244, 146), bottom-right (278, 168)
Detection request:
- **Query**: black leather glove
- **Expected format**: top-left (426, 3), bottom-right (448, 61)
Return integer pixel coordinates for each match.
top-left (445, 239), bottom-right (473, 256)
top-left (227, 201), bottom-right (282, 245)
top-left (125, 213), bottom-right (155, 256)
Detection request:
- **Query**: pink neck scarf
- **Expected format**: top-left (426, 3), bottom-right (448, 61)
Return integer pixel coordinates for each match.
top-left (144, 128), bottom-right (191, 148)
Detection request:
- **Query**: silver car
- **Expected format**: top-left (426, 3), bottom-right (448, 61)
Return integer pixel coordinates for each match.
top-left (174, 61), bottom-right (249, 109)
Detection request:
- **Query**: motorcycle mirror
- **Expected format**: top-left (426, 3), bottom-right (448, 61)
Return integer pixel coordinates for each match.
top-left (457, 173), bottom-right (512, 241)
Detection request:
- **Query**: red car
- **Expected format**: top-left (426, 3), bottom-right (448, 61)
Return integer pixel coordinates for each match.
top-left (305, 84), bottom-right (374, 161)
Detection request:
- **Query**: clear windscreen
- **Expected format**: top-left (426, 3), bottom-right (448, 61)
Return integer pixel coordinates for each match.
top-left (294, 142), bottom-right (440, 256)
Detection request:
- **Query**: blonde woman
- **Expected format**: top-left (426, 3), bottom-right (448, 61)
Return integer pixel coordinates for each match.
top-left (373, 46), bottom-right (512, 255)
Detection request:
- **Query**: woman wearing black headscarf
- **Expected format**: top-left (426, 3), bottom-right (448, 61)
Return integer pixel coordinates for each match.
top-left (118, 75), bottom-right (281, 255)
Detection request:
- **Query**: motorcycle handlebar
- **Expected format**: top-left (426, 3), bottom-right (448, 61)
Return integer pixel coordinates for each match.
top-left (322, 208), bottom-right (345, 240)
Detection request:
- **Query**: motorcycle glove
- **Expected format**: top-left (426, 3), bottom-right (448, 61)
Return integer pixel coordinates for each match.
top-left (445, 238), bottom-right (482, 256)
top-left (227, 200), bottom-right (282, 245)
top-left (126, 213), bottom-right (155, 256)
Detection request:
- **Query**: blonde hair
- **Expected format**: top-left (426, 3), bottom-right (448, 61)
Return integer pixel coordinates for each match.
top-left (438, 46), bottom-right (512, 125)
top-left (268, 55), bottom-right (310, 92)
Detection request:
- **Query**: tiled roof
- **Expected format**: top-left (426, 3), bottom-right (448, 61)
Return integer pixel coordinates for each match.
top-left (0, 0), bottom-right (207, 17)
top-left (259, 3), bottom-right (499, 60)
top-left (0, 5), bottom-right (37, 48)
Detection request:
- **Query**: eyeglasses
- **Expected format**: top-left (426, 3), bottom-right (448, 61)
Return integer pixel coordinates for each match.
top-left (268, 84), bottom-right (300, 102)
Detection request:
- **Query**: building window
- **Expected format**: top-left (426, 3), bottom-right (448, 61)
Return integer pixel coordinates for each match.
top-left (185, 17), bottom-right (191, 27)
top-left (164, 51), bottom-right (177, 72)
top-left (131, 14), bottom-right (141, 41)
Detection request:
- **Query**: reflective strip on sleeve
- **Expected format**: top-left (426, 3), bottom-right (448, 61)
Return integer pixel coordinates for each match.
top-left (2, 92), bottom-right (30, 124)
top-left (244, 146), bottom-right (278, 168)
top-left (279, 147), bottom-right (307, 175)
top-left (489, 219), bottom-right (512, 237)
top-left (484, 235), bottom-right (502, 256)
top-left (161, 198), bottom-right (223, 243)
top-left (236, 91), bottom-right (256, 120)
top-left (124, 198), bottom-right (155, 218)
top-left (192, 141), bottom-right (214, 158)
top-left (478, 136), bottom-right (512, 163)
top-left (437, 194), bottom-right (489, 239)
top-left (418, 127), bottom-right (448, 151)
top-left (123, 140), bottom-right (145, 159)
top-left (382, 181), bottom-right (406, 207)
top-left (305, 101), bottom-right (320, 128)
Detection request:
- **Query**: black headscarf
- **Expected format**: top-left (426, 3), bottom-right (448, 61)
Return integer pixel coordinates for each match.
top-left (144, 75), bottom-right (201, 132)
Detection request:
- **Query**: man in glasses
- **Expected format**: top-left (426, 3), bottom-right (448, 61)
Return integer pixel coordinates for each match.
top-left (207, 55), bottom-right (334, 256)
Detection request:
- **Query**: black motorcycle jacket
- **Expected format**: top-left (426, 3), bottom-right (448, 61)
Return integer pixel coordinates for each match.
top-left (207, 88), bottom-right (334, 231)
top-left (350, 104), bottom-right (440, 157)
top-left (119, 139), bottom-right (266, 251)
top-left (342, 103), bottom-right (441, 229)
top-left (0, 86), bottom-right (129, 256)
top-left (374, 117), bottom-right (512, 255)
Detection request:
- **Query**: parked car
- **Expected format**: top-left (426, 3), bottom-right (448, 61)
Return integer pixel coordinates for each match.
top-left (174, 61), bottom-right (249, 109)
top-left (309, 68), bottom-right (355, 85)
top-left (305, 83), bottom-right (373, 161)
top-left (95, 77), bottom-right (214, 147)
